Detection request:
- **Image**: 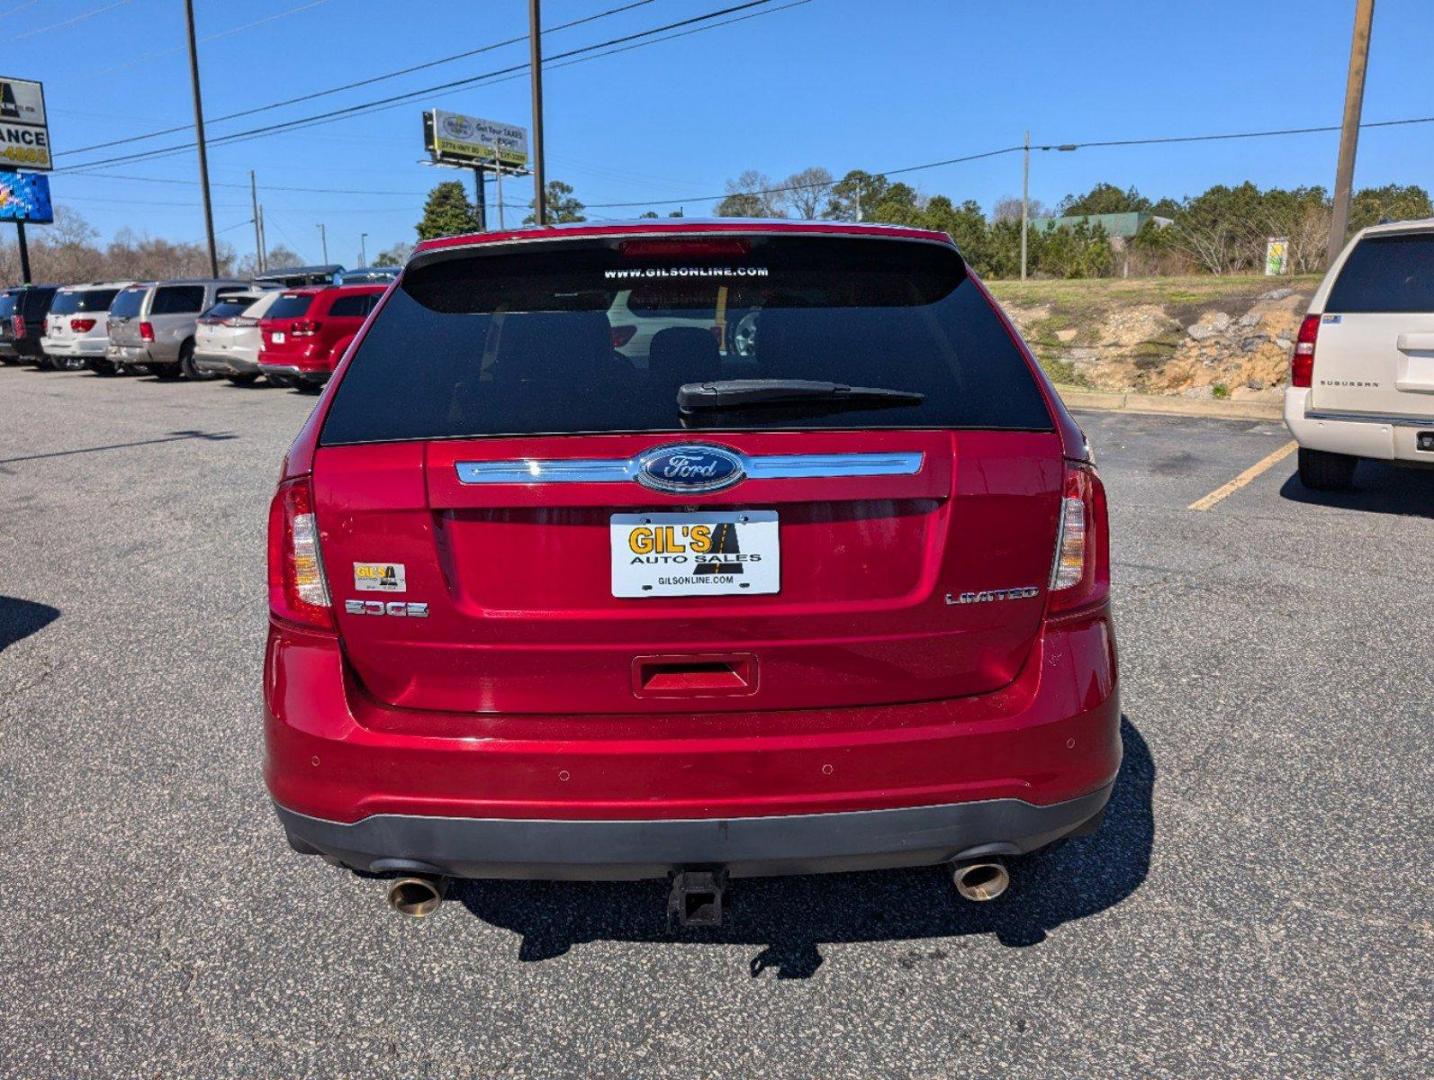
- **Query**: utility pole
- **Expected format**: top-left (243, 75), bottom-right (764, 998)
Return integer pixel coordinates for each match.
top-left (257, 205), bottom-right (267, 271)
top-left (1328, 0), bottom-right (1376, 267)
top-left (316, 223), bottom-right (328, 263)
top-left (528, 0), bottom-right (547, 225)
top-left (360, 233), bottom-right (368, 267)
top-left (183, 0), bottom-right (219, 278)
top-left (16, 222), bottom-right (30, 284)
top-left (250, 171), bottom-right (263, 274)
top-left (1021, 130), bottom-right (1030, 282)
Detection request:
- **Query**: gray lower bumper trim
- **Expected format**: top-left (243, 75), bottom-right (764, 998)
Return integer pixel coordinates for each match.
top-left (275, 784), bottom-right (1114, 881)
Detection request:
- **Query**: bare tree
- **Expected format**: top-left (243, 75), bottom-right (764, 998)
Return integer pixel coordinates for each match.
top-left (993, 195), bottom-right (1044, 223)
top-left (716, 170), bottom-right (783, 218)
top-left (776, 166), bottom-right (833, 219)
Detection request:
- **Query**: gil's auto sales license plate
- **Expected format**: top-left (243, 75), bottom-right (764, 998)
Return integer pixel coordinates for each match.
top-left (611, 511), bottom-right (779, 598)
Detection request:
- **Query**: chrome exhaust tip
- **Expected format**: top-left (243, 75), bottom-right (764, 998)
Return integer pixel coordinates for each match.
top-left (386, 875), bottom-right (447, 917)
top-left (952, 860), bottom-right (1010, 902)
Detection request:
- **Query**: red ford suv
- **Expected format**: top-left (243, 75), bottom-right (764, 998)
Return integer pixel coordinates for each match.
top-left (265, 221), bottom-right (1119, 921)
top-left (257, 283), bottom-right (386, 389)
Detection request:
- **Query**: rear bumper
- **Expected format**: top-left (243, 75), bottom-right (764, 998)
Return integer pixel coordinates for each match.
top-left (259, 362), bottom-right (330, 385)
top-left (1284, 387), bottom-right (1434, 463)
top-left (43, 337), bottom-right (106, 358)
top-left (275, 784), bottom-right (1113, 881)
top-left (195, 350), bottom-right (259, 376)
top-left (106, 343), bottom-right (152, 367)
top-left (265, 610), bottom-right (1121, 880)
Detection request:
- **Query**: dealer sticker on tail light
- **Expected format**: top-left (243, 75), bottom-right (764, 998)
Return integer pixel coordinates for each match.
top-left (611, 511), bottom-right (779, 598)
top-left (353, 562), bottom-right (406, 592)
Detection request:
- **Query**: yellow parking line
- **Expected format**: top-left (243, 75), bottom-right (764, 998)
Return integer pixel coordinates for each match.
top-left (1187, 440), bottom-right (1298, 512)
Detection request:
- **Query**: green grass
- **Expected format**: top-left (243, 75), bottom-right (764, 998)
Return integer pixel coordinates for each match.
top-left (987, 273), bottom-right (1322, 309)
top-left (1038, 356), bottom-right (1089, 388)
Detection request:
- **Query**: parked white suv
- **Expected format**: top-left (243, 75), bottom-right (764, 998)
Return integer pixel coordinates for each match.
top-left (40, 282), bottom-right (131, 371)
top-left (1284, 218), bottom-right (1434, 489)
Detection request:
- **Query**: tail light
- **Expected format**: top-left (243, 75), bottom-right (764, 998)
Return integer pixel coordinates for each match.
top-left (267, 477), bottom-right (333, 630)
top-left (139, 321), bottom-right (155, 342)
top-left (290, 319), bottom-right (320, 337)
top-left (611, 325), bottom-right (637, 348)
top-left (71, 318), bottom-right (97, 333)
top-left (1291, 314), bottom-right (1319, 388)
top-left (1047, 462), bottom-right (1110, 618)
top-left (12, 314), bottom-right (25, 338)
top-left (619, 238), bottom-right (750, 258)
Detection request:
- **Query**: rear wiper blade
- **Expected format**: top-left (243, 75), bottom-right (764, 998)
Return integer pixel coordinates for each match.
top-left (678, 379), bottom-right (924, 411)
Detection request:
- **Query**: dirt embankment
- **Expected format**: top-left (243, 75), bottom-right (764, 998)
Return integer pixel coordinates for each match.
top-left (987, 276), bottom-right (1319, 402)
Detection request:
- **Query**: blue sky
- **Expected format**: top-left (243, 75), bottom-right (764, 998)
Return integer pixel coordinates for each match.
top-left (12, 0), bottom-right (1434, 266)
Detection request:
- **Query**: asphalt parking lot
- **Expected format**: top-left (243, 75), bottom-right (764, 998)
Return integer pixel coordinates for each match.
top-left (1, 364), bottom-right (1430, 1079)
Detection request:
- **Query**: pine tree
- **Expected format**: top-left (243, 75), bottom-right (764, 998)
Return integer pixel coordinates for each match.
top-left (416, 181), bottom-right (481, 241)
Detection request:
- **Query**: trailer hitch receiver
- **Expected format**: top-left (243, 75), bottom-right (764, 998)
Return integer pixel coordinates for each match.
top-left (667, 868), bottom-right (727, 929)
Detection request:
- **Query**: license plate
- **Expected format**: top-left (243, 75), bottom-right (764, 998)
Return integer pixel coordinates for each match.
top-left (611, 511), bottom-right (779, 597)
top-left (271, 332), bottom-right (285, 344)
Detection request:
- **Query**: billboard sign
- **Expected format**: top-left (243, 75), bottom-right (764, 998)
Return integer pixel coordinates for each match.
top-left (0, 76), bottom-right (51, 171)
top-left (424, 110), bottom-right (528, 170)
top-left (0, 171), bottom-right (53, 223)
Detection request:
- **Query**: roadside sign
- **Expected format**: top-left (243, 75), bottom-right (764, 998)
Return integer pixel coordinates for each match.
top-left (1264, 237), bottom-right (1289, 276)
top-left (0, 171), bottom-right (53, 223)
top-left (423, 109), bottom-right (528, 171)
top-left (0, 76), bottom-right (51, 171)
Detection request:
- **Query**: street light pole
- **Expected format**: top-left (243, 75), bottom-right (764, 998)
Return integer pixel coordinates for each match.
top-left (1021, 130), bottom-right (1030, 282)
top-left (1328, 0), bottom-right (1376, 266)
top-left (528, 0), bottom-right (547, 225)
top-left (183, 0), bottom-right (219, 278)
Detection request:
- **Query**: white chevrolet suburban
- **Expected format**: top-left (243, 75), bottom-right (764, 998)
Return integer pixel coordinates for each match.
top-left (1285, 218), bottom-right (1434, 489)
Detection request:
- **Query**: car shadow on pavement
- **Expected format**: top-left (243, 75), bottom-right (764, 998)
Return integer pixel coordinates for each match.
top-left (1279, 462), bottom-right (1434, 519)
top-left (0, 596), bottom-right (60, 653)
top-left (455, 717), bottom-right (1154, 978)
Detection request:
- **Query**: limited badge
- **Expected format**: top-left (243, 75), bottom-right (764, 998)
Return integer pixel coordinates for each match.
top-left (353, 562), bottom-right (406, 592)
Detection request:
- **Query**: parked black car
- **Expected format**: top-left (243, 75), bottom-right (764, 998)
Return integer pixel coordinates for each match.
top-left (0, 285), bottom-right (60, 365)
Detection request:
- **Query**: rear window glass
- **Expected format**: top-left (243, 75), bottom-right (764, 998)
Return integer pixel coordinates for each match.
top-left (110, 288), bottom-right (148, 318)
top-left (328, 293), bottom-right (379, 317)
top-left (321, 236), bottom-right (1052, 445)
top-left (151, 285), bottom-right (206, 315)
top-left (268, 294), bottom-right (314, 319)
top-left (0, 293), bottom-right (14, 319)
top-left (203, 299), bottom-right (256, 320)
top-left (22, 288), bottom-right (55, 315)
top-left (1327, 234), bottom-right (1434, 313)
top-left (51, 289), bottom-right (119, 315)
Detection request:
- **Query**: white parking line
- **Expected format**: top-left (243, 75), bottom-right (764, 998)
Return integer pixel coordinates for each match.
top-left (1187, 440), bottom-right (1298, 512)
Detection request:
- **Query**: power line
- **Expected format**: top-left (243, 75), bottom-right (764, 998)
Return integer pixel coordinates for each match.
top-left (67, 170), bottom-right (428, 196)
top-left (12, 0), bottom-right (132, 41)
top-left (58, 0), bottom-right (659, 159)
top-left (90, 0), bottom-right (335, 79)
top-left (53, 0), bottom-right (787, 174)
top-left (583, 114), bottom-right (1434, 210)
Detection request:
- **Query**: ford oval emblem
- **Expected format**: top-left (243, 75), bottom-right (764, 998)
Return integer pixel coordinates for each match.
top-left (636, 444), bottom-right (746, 494)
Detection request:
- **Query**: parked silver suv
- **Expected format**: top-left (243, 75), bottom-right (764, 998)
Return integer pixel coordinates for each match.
top-left (105, 279), bottom-right (251, 379)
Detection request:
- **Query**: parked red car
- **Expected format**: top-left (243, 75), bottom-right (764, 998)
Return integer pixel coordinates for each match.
top-left (257, 283), bottom-right (386, 389)
top-left (265, 220), bottom-right (1119, 921)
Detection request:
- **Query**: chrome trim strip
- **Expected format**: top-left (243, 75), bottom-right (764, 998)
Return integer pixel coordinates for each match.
top-left (456, 450), bottom-right (924, 485)
top-left (456, 459), bottom-right (635, 484)
top-left (744, 452), bottom-right (924, 479)
top-left (1305, 409), bottom-right (1434, 428)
